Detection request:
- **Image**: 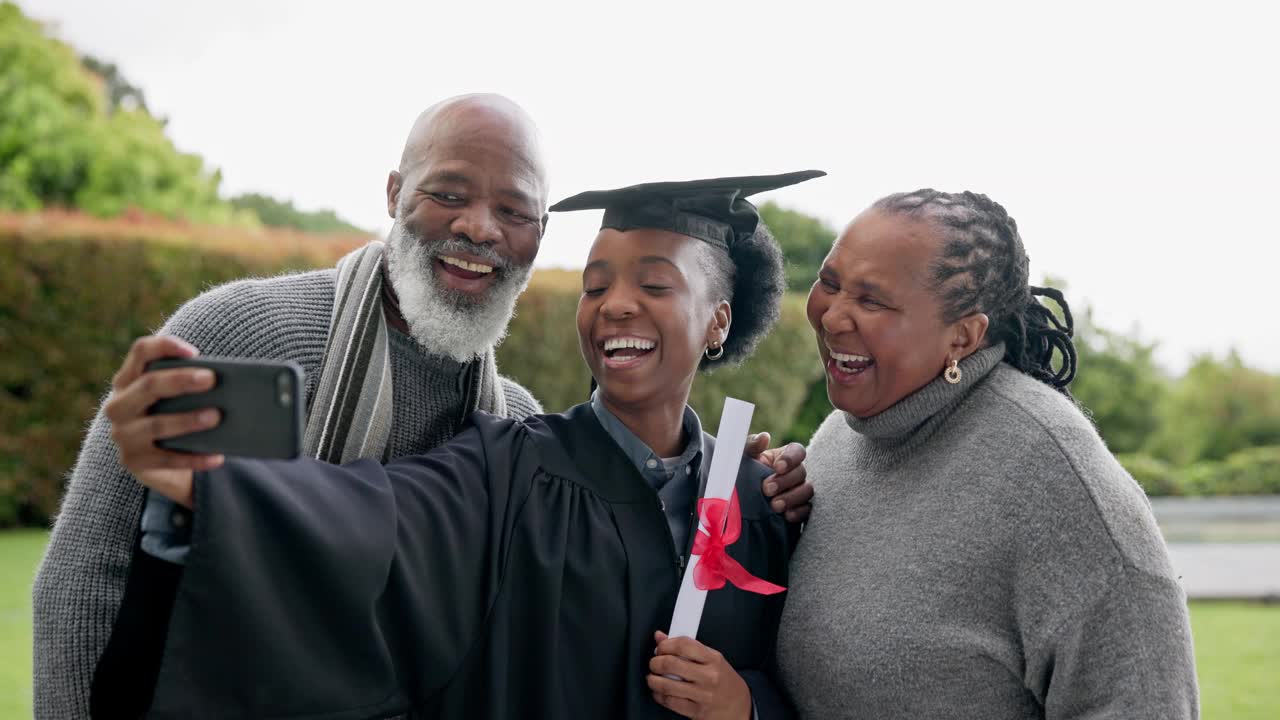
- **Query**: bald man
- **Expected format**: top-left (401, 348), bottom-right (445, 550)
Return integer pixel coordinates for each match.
top-left (32, 94), bottom-right (813, 718)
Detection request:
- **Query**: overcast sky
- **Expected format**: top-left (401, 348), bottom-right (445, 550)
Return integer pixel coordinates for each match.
top-left (25, 0), bottom-right (1280, 372)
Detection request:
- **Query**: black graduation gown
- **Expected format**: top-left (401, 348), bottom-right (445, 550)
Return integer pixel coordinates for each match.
top-left (93, 402), bottom-right (796, 719)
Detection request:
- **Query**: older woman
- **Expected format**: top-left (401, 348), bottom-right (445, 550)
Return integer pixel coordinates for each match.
top-left (776, 190), bottom-right (1198, 718)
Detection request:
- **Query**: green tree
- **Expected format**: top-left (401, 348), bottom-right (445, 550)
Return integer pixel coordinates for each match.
top-left (1146, 352), bottom-right (1280, 465)
top-left (0, 1), bottom-right (100, 209)
top-left (230, 192), bottom-right (368, 234)
top-left (74, 108), bottom-right (244, 223)
top-left (758, 201), bottom-right (837, 291)
top-left (0, 2), bottom-right (247, 224)
top-left (80, 54), bottom-right (149, 113)
top-left (1068, 311), bottom-right (1168, 454)
top-left (1030, 275), bottom-right (1167, 454)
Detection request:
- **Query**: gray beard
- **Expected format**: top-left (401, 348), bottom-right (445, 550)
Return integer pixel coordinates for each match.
top-left (383, 220), bottom-right (532, 363)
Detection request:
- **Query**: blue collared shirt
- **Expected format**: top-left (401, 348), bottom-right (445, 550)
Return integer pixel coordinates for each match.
top-left (589, 391), bottom-right (704, 559)
top-left (140, 488), bottom-right (193, 564)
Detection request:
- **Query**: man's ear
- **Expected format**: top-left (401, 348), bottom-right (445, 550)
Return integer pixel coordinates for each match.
top-left (948, 312), bottom-right (990, 361)
top-left (386, 171), bottom-right (402, 219)
top-left (539, 213), bottom-right (550, 239)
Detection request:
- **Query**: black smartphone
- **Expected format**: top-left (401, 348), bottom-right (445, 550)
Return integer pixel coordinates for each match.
top-left (145, 357), bottom-right (305, 459)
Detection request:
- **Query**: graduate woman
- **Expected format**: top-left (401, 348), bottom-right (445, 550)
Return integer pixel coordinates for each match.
top-left (94, 171), bottom-right (824, 719)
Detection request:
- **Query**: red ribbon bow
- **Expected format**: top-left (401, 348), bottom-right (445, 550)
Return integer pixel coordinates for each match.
top-left (690, 490), bottom-right (786, 596)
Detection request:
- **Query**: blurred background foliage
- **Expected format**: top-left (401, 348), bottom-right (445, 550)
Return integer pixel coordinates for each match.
top-left (1, 1), bottom-right (1278, 527)
top-left (228, 192), bottom-right (368, 234)
top-left (0, 2), bottom-right (365, 231)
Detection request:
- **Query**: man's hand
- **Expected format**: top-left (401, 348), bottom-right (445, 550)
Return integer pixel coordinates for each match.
top-left (104, 335), bottom-right (224, 509)
top-left (744, 432), bottom-right (813, 523)
top-left (648, 631), bottom-right (752, 720)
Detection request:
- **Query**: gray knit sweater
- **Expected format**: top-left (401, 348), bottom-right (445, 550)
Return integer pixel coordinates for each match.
top-left (776, 344), bottom-right (1198, 719)
top-left (31, 269), bottom-right (543, 719)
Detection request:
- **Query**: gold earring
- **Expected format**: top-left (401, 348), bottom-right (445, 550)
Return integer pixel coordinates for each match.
top-left (705, 342), bottom-right (724, 361)
top-left (944, 358), bottom-right (962, 384)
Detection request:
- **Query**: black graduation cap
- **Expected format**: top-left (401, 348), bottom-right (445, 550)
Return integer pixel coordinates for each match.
top-left (548, 170), bottom-right (826, 249)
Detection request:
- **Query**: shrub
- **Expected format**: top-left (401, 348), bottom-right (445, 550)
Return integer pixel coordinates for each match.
top-left (687, 294), bottom-right (824, 438)
top-left (786, 376), bottom-right (835, 446)
top-left (10, 212), bottom-right (1273, 528)
top-left (1115, 453), bottom-right (1182, 497)
top-left (0, 211), bottom-right (367, 526)
top-left (1, 213), bottom-right (825, 527)
top-left (1179, 446), bottom-right (1280, 497)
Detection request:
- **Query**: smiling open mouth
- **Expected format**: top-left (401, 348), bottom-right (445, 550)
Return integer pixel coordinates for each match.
top-left (830, 350), bottom-right (875, 376)
top-left (437, 255), bottom-right (496, 280)
top-left (601, 337), bottom-right (656, 367)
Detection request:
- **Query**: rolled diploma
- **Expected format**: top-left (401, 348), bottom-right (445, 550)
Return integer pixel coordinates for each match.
top-left (667, 397), bottom-right (755, 640)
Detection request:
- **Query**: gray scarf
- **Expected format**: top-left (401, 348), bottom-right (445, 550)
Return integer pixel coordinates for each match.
top-left (302, 241), bottom-right (507, 463)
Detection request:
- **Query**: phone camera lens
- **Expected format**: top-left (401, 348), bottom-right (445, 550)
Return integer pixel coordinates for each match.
top-left (277, 372), bottom-right (292, 407)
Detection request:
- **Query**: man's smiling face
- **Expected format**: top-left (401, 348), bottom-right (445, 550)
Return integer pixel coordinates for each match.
top-left (384, 95), bottom-right (548, 360)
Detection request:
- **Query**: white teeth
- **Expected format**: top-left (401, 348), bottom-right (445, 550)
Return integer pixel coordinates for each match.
top-left (830, 351), bottom-right (871, 363)
top-left (440, 256), bottom-right (494, 274)
top-left (603, 337), bottom-right (656, 352)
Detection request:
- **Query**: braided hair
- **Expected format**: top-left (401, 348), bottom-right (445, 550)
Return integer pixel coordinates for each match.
top-left (872, 189), bottom-right (1077, 393)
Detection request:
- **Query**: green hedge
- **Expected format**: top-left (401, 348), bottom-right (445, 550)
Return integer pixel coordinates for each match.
top-left (0, 226), bottom-right (825, 527)
top-left (6, 223), bottom-right (1277, 527)
top-left (1180, 446), bottom-right (1280, 497)
top-left (1115, 453), bottom-right (1183, 497)
top-left (0, 231), bottom-right (334, 526)
top-left (1116, 448), bottom-right (1280, 497)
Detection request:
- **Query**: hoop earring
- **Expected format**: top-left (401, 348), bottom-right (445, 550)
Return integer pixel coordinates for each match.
top-left (705, 343), bottom-right (724, 361)
top-left (944, 358), bottom-right (962, 385)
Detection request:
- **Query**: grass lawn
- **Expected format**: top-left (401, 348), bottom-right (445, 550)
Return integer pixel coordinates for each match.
top-left (1192, 600), bottom-right (1280, 719)
top-left (1, 530), bottom-right (1277, 719)
top-left (1, 529), bottom-right (47, 720)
